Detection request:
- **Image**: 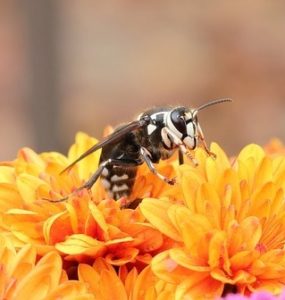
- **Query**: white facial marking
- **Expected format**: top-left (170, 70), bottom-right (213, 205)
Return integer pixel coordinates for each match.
top-left (186, 122), bottom-right (195, 137)
top-left (166, 112), bottom-right (183, 138)
top-left (102, 168), bottom-right (109, 176)
top-left (112, 184), bottom-right (129, 192)
top-left (161, 127), bottom-right (172, 148)
top-left (147, 124), bottom-right (157, 135)
top-left (111, 174), bottom-right (129, 182)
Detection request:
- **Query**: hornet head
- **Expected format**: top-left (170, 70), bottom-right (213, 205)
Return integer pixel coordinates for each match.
top-left (165, 98), bottom-right (232, 153)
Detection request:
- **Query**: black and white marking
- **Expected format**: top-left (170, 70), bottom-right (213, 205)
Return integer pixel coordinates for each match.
top-left (57, 99), bottom-right (232, 204)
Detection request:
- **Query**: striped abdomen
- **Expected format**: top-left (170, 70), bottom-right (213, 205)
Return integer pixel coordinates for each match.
top-left (100, 165), bottom-right (138, 200)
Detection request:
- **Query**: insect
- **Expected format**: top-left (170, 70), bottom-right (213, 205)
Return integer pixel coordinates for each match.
top-left (58, 98), bottom-right (232, 202)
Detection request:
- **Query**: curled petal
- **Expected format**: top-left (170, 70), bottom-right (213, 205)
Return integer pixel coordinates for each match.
top-left (55, 234), bottom-right (106, 257)
top-left (140, 198), bottom-right (181, 242)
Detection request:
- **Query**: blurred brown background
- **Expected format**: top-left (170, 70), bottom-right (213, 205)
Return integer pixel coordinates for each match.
top-left (0, 1), bottom-right (284, 160)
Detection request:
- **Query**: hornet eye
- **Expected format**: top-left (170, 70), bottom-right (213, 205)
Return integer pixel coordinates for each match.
top-left (170, 110), bottom-right (187, 134)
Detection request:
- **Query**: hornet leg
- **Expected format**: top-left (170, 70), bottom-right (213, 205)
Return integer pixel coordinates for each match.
top-left (178, 148), bottom-right (184, 165)
top-left (44, 158), bottom-right (139, 202)
top-left (78, 158), bottom-right (139, 190)
top-left (161, 127), bottom-right (198, 166)
top-left (140, 147), bottom-right (176, 185)
top-left (197, 124), bottom-right (216, 159)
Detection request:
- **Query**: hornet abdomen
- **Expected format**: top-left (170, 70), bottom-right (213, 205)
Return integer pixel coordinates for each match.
top-left (99, 129), bottom-right (143, 200)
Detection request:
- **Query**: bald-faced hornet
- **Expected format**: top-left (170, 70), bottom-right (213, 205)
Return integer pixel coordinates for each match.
top-left (59, 98), bottom-right (232, 201)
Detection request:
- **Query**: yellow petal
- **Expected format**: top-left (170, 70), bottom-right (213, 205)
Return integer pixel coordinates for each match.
top-left (205, 143), bottom-right (230, 188)
top-left (238, 144), bottom-right (265, 167)
top-left (0, 166), bottom-right (15, 183)
top-left (67, 132), bottom-right (101, 181)
top-left (55, 234), bottom-right (106, 257)
top-left (8, 244), bottom-right (36, 277)
top-left (208, 231), bottom-right (230, 273)
top-left (253, 157), bottom-right (273, 190)
top-left (16, 174), bottom-right (47, 204)
top-left (151, 251), bottom-right (191, 284)
top-left (195, 183), bottom-right (221, 228)
top-left (88, 201), bottom-right (109, 237)
top-left (18, 147), bottom-right (45, 167)
top-left (11, 253), bottom-right (62, 300)
top-left (169, 248), bottom-right (210, 272)
top-left (179, 165), bottom-right (204, 211)
top-left (140, 198), bottom-right (181, 242)
top-left (230, 250), bottom-right (259, 272)
top-left (240, 216), bottom-right (262, 250)
top-left (0, 183), bottom-right (23, 212)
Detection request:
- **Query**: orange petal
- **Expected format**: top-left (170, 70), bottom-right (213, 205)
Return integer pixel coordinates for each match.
top-left (132, 266), bottom-right (157, 300)
top-left (151, 251), bottom-right (192, 284)
top-left (123, 223), bottom-right (164, 252)
top-left (105, 247), bottom-right (139, 266)
top-left (169, 248), bottom-right (210, 272)
top-left (55, 234), bottom-right (106, 257)
top-left (208, 231), bottom-right (230, 273)
top-left (172, 207), bottom-right (212, 250)
top-left (175, 273), bottom-right (223, 300)
top-left (140, 198), bottom-right (181, 241)
top-left (10, 252), bottom-right (63, 300)
top-left (240, 216), bottom-right (262, 250)
top-left (99, 269), bottom-right (128, 300)
top-left (179, 165), bottom-right (204, 211)
top-left (43, 211), bottom-right (72, 244)
top-left (195, 183), bottom-right (221, 228)
top-left (8, 244), bottom-right (36, 277)
top-left (78, 263), bottom-right (100, 295)
top-left (88, 201), bottom-right (109, 237)
top-left (45, 281), bottom-right (93, 300)
top-left (123, 267), bottom-right (138, 297)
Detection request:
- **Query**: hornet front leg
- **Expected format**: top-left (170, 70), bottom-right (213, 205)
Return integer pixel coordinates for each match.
top-left (197, 124), bottom-right (216, 159)
top-left (161, 127), bottom-right (198, 166)
top-left (140, 147), bottom-right (176, 185)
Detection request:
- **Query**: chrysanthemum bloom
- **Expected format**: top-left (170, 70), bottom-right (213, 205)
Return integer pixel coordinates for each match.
top-left (0, 132), bottom-right (179, 264)
top-left (78, 257), bottom-right (176, 300)
top-left (0, 236), bottom-right (94, 300)
top-left (140, 142), bottom-right (285, 298)
top-left (1, 131), bottom-right (285, 299)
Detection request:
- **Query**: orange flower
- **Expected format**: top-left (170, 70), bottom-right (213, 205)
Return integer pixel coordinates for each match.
top-left (1, 130), bottom-right (285, 299)
top-left (78, 257), bottom-right (175, 300)
top-left (140, 143), bottom-right (285, 298)
top-left (0, 236), bottom-right (93, 300)
top-left (0, 132), bottom-right (176, 264)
